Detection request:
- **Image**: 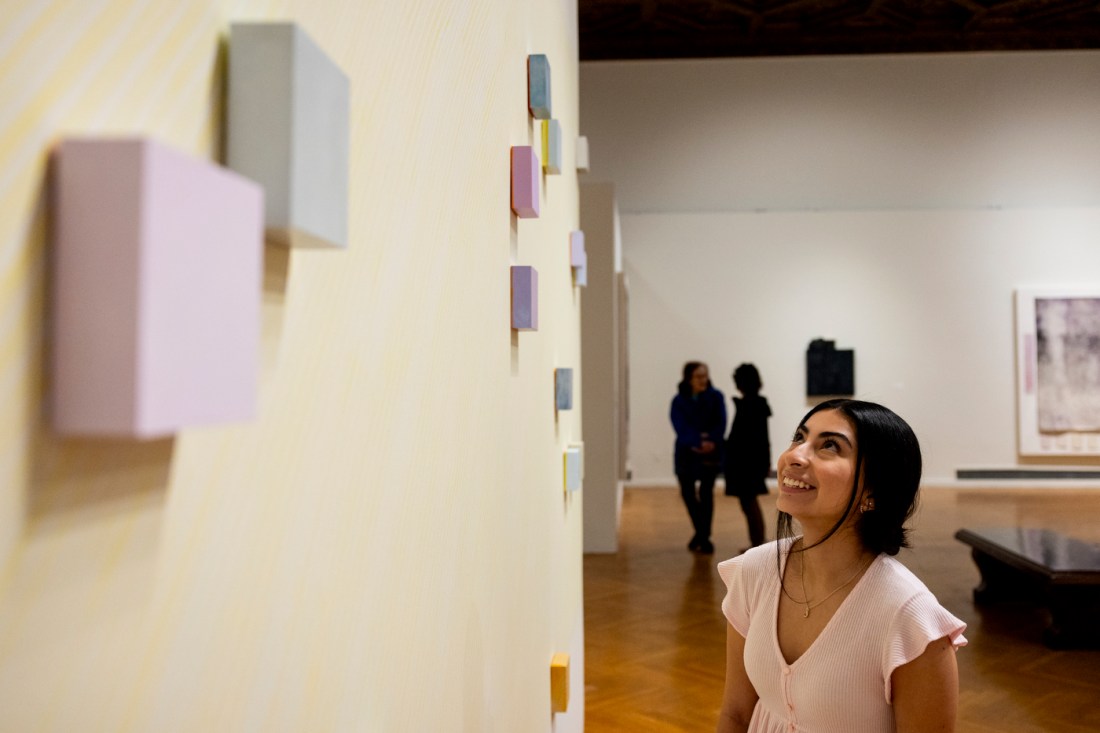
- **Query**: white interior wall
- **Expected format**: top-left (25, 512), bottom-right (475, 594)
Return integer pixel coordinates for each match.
top-left (580, 51), bottom-right (1100, 485)
top-left (580, 181), bottom-right (624, 552)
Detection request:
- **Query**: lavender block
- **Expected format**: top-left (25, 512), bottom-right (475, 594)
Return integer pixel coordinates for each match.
top-left (511, 265), bottom-right (539, 331)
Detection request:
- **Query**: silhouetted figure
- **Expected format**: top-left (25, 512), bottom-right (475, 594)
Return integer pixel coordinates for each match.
top-left (724, 363), bottom-right (769, 549)
top-left (670, 361), bottom-right (726, 554)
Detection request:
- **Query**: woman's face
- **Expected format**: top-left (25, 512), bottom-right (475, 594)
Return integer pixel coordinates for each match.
top-left (690, 365), bottom-right (709, 395)
top-left (776, 409), bottom-right (861, 527)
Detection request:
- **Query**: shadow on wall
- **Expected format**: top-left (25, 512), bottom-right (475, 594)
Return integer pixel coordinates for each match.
top-left (23, 155), bottom-right (176, 535)
top-left (27, 432), bottom-right (175, 529)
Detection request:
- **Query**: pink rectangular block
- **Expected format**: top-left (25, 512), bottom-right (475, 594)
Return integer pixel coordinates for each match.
top-left (511, 266), bottom-right (538, 331)
top-left (51, 138), bottom-right (263, 438)
top-left (510, 145), bottom-right (539, 218)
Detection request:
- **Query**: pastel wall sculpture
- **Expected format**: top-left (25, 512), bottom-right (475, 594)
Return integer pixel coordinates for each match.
top-left (542, 119), bottom-right (562, 174)
top-left (228, 22), bottom-right (349, 248)
top-left (576, 135), bottom-right (590, 173)
top-left (569, 230), bottom-right (587, 287)
top-left (550, 652), bottom-right (570, 713)
top-left (510, 145), bottom-right (540, 218)
top-left (555, 367), bottom-right (574, 410)
top-left (564, 446), bottom-right (582, 492)
top-left (528, 54), bottom-right (552, 119)
top-left (511, 265), bottom-right (539, 331)
top-left (51, 138), bottom-right (263, 438)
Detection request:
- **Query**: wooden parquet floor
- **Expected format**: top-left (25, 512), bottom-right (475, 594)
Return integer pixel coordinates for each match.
top-left (583, 486), bottom-right (1100, 732)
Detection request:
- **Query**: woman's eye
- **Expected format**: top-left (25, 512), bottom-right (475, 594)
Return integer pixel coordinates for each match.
top-left (821, 439), bottom-right (840, 451)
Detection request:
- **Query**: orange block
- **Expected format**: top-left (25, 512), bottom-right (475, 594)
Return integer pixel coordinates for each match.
top-left (550, 652), bottom-right (570, 713)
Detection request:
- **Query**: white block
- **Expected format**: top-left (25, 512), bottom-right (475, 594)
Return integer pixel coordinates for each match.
top-left (576, 135), bottom-right (589, 173)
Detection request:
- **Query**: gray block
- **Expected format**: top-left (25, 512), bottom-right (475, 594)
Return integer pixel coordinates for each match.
top-left (228, 23), bottom-right (349, 249)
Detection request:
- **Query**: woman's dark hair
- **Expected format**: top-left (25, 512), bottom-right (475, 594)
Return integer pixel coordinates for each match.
top-left (678, 361), bottom-right (710, 398)
top-left (732, 363), bottom-right (762, 395)
top-left (778, 399), bottom-right (922, 556)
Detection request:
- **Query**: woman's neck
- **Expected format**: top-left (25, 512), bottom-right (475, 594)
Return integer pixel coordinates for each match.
top-left (795, 527), bottom-right (873, 586)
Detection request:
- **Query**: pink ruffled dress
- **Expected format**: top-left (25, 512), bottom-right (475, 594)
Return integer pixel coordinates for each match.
top-left (717, 540), bottom-right (967, 733)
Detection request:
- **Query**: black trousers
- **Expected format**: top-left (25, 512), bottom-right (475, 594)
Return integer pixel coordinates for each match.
top-left (676, 466), bottom-right (718, 542)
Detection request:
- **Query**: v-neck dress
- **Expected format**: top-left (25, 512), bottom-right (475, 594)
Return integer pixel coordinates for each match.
top-left (717, 540), bottom-right (967, 733)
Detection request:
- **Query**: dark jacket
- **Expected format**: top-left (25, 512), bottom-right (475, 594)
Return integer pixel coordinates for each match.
top-left (724, 394), bottom-right (771, 496)
top-left (670, 387), bottom-right (727, 475)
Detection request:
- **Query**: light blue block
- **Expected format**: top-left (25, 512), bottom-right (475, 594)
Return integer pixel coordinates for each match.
top-left (564, 447), bottom-right (582, 492)
top-left (543, 119), bottom-right (562, 174)
top-left (228, 23), bottom-right (349, 248)
top-left (528, 54), bottom-right (551, 119)
top-left (555, 367), bottom-right (573, 410)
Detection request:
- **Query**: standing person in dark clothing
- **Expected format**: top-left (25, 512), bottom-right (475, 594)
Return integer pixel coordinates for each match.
top-left (724, 363), bottom-right (770, 549)
top-left (670, 361), bottom-right (727, 554)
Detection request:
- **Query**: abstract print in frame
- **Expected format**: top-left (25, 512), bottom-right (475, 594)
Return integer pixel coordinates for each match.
top-left (1015, 286), bottom-right (1100, 456)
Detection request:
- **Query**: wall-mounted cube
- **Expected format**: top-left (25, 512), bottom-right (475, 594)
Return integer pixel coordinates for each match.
top-left (228, 22), bottom-right (349, 248)
top-left (576, 135), bottom-right (589, 173)
top-left (555, 368), bottom-right (574, 410)
top-left (50, 138), bottom-right (263, 438)
top-left (564, 446), bottom-right (582, 492)
top-left (569, 230), bottom-right (587, 287)
top-left (510, 145), bottom-right (540, 218)
top-left (528, 54), bottom-right (551, 119)
top-left (511, 266), bottom-right (538, 331)
top-left (542, 119), bottom-right (562, 175)
top-left (550, 652), bottom-right (570, 713)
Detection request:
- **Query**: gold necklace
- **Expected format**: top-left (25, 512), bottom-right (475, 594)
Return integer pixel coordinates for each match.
top-left (797, 551), bottom-right (873, 619)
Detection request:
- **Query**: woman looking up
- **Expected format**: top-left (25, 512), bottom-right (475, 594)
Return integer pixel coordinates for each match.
top-left (716, 399), bottom-right (966, 733)
top-left (670, 361), bottom-right (727, 554)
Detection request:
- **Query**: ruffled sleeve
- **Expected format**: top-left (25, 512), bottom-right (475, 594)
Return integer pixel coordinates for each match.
top-left (881, 592), bottom-right (968, 701)
top-left (717, 555), bottom-right (751, 637)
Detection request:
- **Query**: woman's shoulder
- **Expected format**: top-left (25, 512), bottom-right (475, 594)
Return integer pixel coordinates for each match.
top-left (719, 538), bottom-right (791, 572)
top-left (861, 554), bottom-right (952, 617)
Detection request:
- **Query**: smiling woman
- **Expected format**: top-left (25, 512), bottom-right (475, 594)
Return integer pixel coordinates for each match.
top-left (715, 399), bottom-right (967, 733)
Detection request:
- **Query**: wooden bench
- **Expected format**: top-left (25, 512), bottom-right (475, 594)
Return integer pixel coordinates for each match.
top-left (954, 527), bottom-right (1100, 649)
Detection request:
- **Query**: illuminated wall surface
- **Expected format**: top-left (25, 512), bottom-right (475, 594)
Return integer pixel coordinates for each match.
top-left (0, 2), bottom-right (584, 731)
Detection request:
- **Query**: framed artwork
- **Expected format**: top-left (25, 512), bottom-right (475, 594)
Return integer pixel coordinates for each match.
top-left (1015, 286), bottom-right (1100, 456)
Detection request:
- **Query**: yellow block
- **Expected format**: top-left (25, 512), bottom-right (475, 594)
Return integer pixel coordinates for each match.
top-left (550, 652), bottom-right (570, 713)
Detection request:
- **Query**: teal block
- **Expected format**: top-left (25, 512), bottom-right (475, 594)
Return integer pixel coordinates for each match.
top-left (528, 54), bottom-right (551, 119)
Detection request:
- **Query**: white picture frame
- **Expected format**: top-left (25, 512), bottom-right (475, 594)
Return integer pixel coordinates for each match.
top-left (1015, 286), bottom-right (1100, 456)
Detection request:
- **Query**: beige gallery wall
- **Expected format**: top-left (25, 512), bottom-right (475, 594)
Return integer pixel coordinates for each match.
top-left (0, 0), bottom-right (585, 731)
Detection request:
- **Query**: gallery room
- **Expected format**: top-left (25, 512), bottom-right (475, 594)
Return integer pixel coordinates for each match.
top-left (0, 1), bottom-right (1097, 731)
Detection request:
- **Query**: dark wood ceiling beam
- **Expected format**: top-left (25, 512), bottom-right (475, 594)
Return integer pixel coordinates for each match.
top-left (578, 0), bottom-right (1100, 60)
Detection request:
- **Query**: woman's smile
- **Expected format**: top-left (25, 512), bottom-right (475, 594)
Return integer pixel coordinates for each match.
top-left (779, 474), bottom-right (815, 493)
